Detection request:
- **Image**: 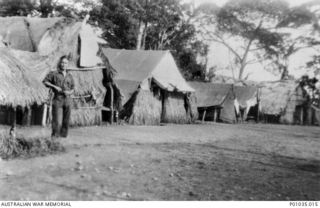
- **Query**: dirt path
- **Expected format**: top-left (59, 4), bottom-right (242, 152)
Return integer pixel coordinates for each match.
top-left (0, 123), bottom-right (319, 200)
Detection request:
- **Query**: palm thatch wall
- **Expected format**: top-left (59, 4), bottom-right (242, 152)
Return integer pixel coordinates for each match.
top-left (0, 48), bottom-right (49, 126)
top-left (121, 90), bottom-right (162, 125)
top-left (118, 83), bottom-right (196, 125)
top-left (162, 92), bottom-right (196, 124)
top-left (259, 80), bottom-right (306, 124)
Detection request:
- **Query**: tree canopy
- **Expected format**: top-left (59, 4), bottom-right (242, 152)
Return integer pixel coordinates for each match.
top-left (1, 0), bottom-right (320, 81)
top-left (90, 0), bottom-right (209, 80)
top-left (192, 0), bottom-right (320, 80)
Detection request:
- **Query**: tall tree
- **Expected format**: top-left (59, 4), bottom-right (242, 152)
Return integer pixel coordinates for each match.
top-left (91, 0), bottom-right (208, 80)
top-left (193, 0), bottom-right (290, 80)
top-left (193, 0), bottom-right (320, 80)
top-left (90, 0), bottom-right (139, 49)
top-left (265, 2), bottom-right (320, 79)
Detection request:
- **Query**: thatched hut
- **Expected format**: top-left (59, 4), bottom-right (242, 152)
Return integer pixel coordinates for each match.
top-left (0, 48), bottom-right (49, 125)
top-left (102, 48), bottom-right (196, 125)
top-left (188, 81), bottom-right (259, 123)
top-left (259, 80), bottom-right (307, 124)
top-left (0, 16), bottom-right (115, 126)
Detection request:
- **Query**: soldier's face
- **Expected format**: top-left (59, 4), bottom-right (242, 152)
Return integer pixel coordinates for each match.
top-left (60, 58), bottom-right (69, 71)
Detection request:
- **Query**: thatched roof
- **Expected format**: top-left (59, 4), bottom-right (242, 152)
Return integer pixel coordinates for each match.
top-left (0, 17), bottom-right (113, 107)
top-left (188, 81), bottom-right (233, 108)
top-left (0, 48), bottom-right (48, 107)
top-left (10, 49), bottom-right (52, 79)
top-left (102, 48), bottom-right (194, 93)
top-left (0, 17), bottom-right (61, 52)
top-left (0, 16), bottom-right (107, 68)
top-left (259, 80), bottom-right (302, 115)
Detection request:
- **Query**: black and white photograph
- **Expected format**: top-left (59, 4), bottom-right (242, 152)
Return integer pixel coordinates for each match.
top-left (0, 0), bottom-right (319, 205)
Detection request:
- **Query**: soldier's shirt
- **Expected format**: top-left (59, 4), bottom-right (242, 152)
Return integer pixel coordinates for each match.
top-left (43, 70), bottom-right (75, 101)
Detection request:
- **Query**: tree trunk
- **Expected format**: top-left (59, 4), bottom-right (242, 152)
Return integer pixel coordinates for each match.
top-left (137, 0), bottom-right (149, 50)
top-left (238, 39), bottom-right (253, 80)
top-left (141, 21), bottom-right (148, 50)
top-left (136, 21), bottom-right (145, 50)
top-left (238, 62), bottom-right (246, 80)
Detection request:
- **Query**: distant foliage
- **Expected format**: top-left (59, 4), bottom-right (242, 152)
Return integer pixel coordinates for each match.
top-left (90, 0), bottom-right (209, 81)
top-left (0, 0), bottom-right (36, 16)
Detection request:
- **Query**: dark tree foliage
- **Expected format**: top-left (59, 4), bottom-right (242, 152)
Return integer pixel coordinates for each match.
top-left (90, 0), bottom-right (139, 49)
top-left (90, 0), bottom-right (208, 80)
top-left (0, 0), bottom-right (36, 16)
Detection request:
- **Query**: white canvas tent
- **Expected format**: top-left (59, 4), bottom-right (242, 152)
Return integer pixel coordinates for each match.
top-left (104, 48), bottom-right (194, 94)
top-left (102, 48), bottom-right (196, 125)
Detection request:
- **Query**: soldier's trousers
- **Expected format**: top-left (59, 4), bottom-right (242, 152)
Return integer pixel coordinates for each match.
top-left (51, 97), bottom-right (72, 138)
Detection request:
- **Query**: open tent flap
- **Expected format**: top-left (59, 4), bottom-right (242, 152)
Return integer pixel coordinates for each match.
top-left (151, 52), bottom-right (194, 93)
top-left (245, 97), bottom-right (258, 114)
top-left (234, 98), bottom-right (240, 115)
top-left (79, 24), bottom-right (105, 67)
top-left (220, 91), bottom-right (237, 123)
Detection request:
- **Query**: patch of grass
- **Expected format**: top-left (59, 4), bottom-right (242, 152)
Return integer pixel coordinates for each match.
top-left (0, 132), bottom-right (65, 160)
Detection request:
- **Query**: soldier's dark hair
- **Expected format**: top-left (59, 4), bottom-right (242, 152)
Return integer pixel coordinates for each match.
top-left (59, 55), bottom-right (69, 63)
top-left (58, 55), bottom-right (69, 70)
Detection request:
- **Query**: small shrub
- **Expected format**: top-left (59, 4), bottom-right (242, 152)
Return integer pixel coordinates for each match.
top-left (0, 133), bottom-right (65, 160)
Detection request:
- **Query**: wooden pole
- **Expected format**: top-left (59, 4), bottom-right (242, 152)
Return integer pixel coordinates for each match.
top-left (256, 88), bottom-right (260, 123)
top-left (202, 109), bottom-right (207, 122)
top-left (213, 109), bottom-right (217, 122)
top-left (300, 107), bottom-right (304, 125)
top-left (109, 83), bottom-right (114, 124)
top-left (26, 106), bottom-right (32, 126)
top-left (115, 111), bottom-right (119, 124)
top-left (42, 104), bottom-right (48, 127)
top-left (47, 104), bottom-right (52, 125)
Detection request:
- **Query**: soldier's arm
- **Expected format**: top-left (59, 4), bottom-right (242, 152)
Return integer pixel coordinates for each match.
top-left (43, 81), bottom-right (62, 92)
top-left (43, 72), bottom-right (62, 92)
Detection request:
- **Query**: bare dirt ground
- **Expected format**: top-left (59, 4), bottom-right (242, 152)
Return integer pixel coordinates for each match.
top-left (0, 123), bottom-right (319, 201)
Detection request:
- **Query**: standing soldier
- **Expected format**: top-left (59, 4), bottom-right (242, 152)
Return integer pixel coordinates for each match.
top-left (43, 56), bottom-right (75, 138)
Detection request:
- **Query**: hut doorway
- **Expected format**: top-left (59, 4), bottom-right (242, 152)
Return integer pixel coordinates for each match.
top-left (102, 83), bottom-right (121, 124)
